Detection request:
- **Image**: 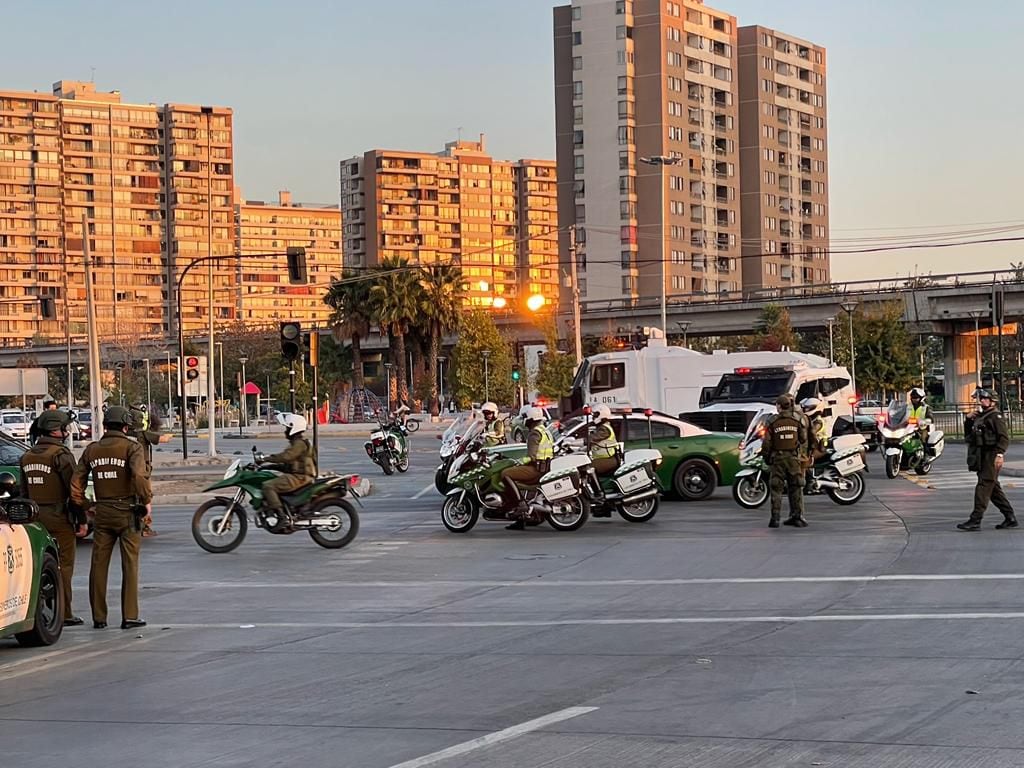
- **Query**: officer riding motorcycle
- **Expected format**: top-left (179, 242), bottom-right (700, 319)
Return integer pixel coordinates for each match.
top-left (481, 401), bottom-right (506, 447)
top-left (259, 413), bottom-right (316, 530)
top-left (499, 406), bottom-right (554, 530)
top-left (588, 405), bottom-right (621, 477)
top-left (909, 387), bottom-right (934, 453)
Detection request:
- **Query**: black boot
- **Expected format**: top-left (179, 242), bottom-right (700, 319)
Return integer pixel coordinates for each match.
top-left (506, 520), bottom-right (526, 530)
top-left (783, 517), bottom-right (799, 527)
top-left (996, 517), bottom-right (1019, 530)
top-left (957, 520), bottom-right (982, 531)
top-left (768, 515), bottom-right (780, 528)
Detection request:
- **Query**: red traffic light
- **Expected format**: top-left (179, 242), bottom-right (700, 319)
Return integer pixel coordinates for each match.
top-left (186, 356), bottom-right (200, 368)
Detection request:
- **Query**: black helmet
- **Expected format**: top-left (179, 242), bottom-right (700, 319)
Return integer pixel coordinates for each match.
top-left (36, 410), bottom-right (70, 434)
top-left (776, 394), bottom-right (795, 410)
top-left (103, 405), bottom-right (134, 428)
top-left (976, 388), bottom-right (997, 402)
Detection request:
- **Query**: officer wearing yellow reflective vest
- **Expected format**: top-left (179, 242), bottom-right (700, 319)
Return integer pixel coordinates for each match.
top-left (588, 404), bottom-right (621, 477)
top-left (908, 387), bottom-right (934, 453)
top-left (500, 407), bottom-right (554, 530)
top-left (20, 409), bottom-right (86, 626)
top-left (763, 393), bottom-right (810, 528)
top-left (71, 406), bottom-right (152, 630)
top-left (481, 402), bottom-right (506, 447)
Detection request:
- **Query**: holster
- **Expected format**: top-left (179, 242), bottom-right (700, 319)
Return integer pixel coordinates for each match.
top-left (129, 503), bottom-right (147, 532)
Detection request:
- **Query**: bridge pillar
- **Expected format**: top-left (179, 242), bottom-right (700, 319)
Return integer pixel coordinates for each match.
top-left (943, 332), bottom-right (979, 404)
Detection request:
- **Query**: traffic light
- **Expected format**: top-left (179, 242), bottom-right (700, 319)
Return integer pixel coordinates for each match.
top-left (512, 365), bottom-right (521, 382)
top-left (38, 297), bottom-right (55, 319)
top-left (185, 356), bottom-right (200, 381)
top-left (991, 287), bottom-right (1005, 328)
top-left (280, 321), bottom-right (302, 361)
top-left (305, 330), bottom-right (319, 367)
top-left (286, 246), bottom-right (308, 285)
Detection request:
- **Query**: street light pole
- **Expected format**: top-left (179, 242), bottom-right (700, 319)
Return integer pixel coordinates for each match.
top-left (383, 362), bottom-right (394, 415)
top-left (482, 350), bottom-right (490, 403)
top-left (437, 356), bottom-right (446, 413)
top-left (641, 155), bottom-right (683, 338)
top-left (969, 309), bottom-right (984, 389)
top-left (677, 321), bottom-right (690, 349)
top-left (825, 317), bottom-right (835, 365)
top-left (239, 356), bottom-right (248, 435)
top-left (204, 108), bottom-right (216, 458)
top-left (841, 300), bottom-right (858, 396)
top-left (215, 341), bottom-right (224, 429)
top-left (145, 358), bottom-right (152, 409)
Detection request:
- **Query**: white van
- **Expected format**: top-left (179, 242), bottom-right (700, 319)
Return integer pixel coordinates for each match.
top-left (0, 409), bottom-right (30, 440)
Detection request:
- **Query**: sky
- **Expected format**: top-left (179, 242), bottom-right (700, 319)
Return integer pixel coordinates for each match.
top-left (4, 0), bottom-right (1023, 283)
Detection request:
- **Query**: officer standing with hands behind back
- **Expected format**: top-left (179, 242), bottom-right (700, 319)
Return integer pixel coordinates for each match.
top-left (20, 409), bottom-right (87, 626)
top-left (71, 406), bottom-right (152, 629)
top-left (958, 388), bottom-right (1016, 531)
top-left (763, 394), bottom-right (810, 529)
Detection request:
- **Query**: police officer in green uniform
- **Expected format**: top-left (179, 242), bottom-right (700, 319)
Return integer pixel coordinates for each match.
top-left (129, 403), bottom-right (165, 537)
top-left (71, 406), bottom-right (152, 629)
top-left (500, 407), bottom-right (554, 530)
top-left (480, 402), bottom-right (506, 447)
top-left (20, 410), bottom-right (86, 626)
top-left (908, 387), bottom-right (934, 454)
top-left (588, 404), bottom-right (621, 477)
top-left (260, 413), bottom-right (316, 528)
top-left (763, 393), bottom-right (810, 528)
top-left (958, 389), bottom-right (1015, 531)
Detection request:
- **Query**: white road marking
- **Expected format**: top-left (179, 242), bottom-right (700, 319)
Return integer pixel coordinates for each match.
top-left (385, 706), bottom-right (598, 768)
top-left (154, 612), bottom-right (1024, 631)
top-left (412, 483), bottom-right (436, 500)
top-left (0, 632), bottom-right (167, 680)
top-left (149, 573), bottom-right (1024, 590)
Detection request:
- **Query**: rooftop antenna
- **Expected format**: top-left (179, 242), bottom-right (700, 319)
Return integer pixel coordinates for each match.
top-left (90, 66), bottom-right (96, 83)
top-left (456, 126), bottom-right (463, 142)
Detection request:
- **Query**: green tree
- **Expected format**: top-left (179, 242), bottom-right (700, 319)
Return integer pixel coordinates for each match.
top-left (369, 256), bottom-right (423, 408)
top-left (449, 310), bottom-right (513, 408)
top-left (325, 272), bottom-right (373, 389)
top-left (418, 263), bottom-right (463, 415)
top-left (535, 315), bottom-right (576, 401)
top-left (825, 302), bottom-right (917, 397)
top-left (731, 304), bottom-right (800, 352)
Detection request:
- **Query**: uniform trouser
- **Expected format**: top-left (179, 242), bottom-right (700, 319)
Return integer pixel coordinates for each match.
top-left (500, 465), bottom-right (544, 507)
top-left (770, 455), bottom-right (805, 521)
top-left (89, 507), bottom-right (141, 622)
top-left (971, 451), bottom-right (1015, 522)
top-left (591, 456), bottom-right (620, 477)
top-left (262, 474), bottom-right (311, 511)
top-left (38, 505), bottom-right (77, 619)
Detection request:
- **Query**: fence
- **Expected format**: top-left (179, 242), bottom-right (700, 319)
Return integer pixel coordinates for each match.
top-left (928, 404), bottom-right (1024, 439)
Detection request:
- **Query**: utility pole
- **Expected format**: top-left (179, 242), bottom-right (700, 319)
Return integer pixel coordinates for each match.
top-left (82, 214), bottom-right (103, 436)
top-left (569, 225), bottom-right (582, 368)
top-left (205, 108), bottom-right (216, 458)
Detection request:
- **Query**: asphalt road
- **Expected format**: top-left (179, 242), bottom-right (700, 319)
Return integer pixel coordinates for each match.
top-left (5, 444), bottom-right (1024, 767)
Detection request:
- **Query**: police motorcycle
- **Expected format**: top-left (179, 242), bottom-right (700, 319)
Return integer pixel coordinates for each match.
top-left (731, 412), bottom-right (867, 509)
top-left (190, 447), bottom-right (360, 552)
top-left (364, 410), bottom-right (410, 476)
top-left (878, 401), bottom-right (945, 478)
top-left (434, 410), bottom-right (487, 494)
top-left (440, 425), bottom-right (591, 533)
top-left (555, 407), bottom-right (663, 523)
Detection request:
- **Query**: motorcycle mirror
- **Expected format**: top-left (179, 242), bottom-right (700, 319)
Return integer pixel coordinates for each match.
top-left (436, 434), bottom-right (442, 440)
top-left (582, 406), bottom-right (592, 416)
top-left (251, 445), bottom-right (257, 453)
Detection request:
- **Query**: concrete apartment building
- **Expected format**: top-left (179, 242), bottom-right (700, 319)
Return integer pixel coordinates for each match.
top-left (737, 26), bottom-right (829, 291)
top-left (235, 190), bottom-right (341, 328)
top-left (0, 80), bottom-right (234, 347)
top-left (554, 0), bottom-right (828, 305)
top-left (340, 137), bottom-right (560, 308)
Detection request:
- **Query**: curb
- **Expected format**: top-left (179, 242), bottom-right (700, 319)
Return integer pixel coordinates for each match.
top-left (156, 477), bottom-right (373, 506)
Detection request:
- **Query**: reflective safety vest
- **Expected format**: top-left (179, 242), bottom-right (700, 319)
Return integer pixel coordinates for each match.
top-left (484, 418), bottom-right (505, 446)
top-left (532, 425), bottom-right (555, 461)
top-left (590, 423), bottom-right (618, 460)
top-left (813, 417), bottom-right (827, 445)
top-left (910, 404), bottom-right (929, 423)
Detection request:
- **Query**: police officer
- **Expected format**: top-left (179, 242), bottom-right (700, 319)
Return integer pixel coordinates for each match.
top-left (20, 410), bottom-right (86, 626)
top-left (71, 406), bottom-right (152, 629)
top-left (129, 403), bottom-right (167, 537)
top-left (28, 398), bottom-right (59, 444)
top-left (260, 413), bottom-right (316, 528)
top-left (800, 397), bottom-right (828, 491)
top-left (480, 402), bottom-right (506, 447)
top-left (588, 405), bottom-right (621, 477)
top-left (763, 393), bottom-right (809, 528)
top-left (908, 387), bottom-right (933, 453)
top-left (500, 407), bottom-right (554, 530)
top-left (958, 389), bottom-right (1015, 531)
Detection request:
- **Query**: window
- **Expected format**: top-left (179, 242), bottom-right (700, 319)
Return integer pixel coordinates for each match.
top-left (615, 0), bottom-right (626, 13)
top-left (573, 155), bottom-right (584, 172)
top-left (573, 31), bottom-right (582, 45)
top-left (573, 130), bottom-right (584, 146)
top-left (573, 105), bottom-right (583, 124)
top-left (668, 51), bottom-right (682, 67)
top-left (573, 56), bottom-right (583, 70)
top-left (617, 75), bottom-right (628, 95)
top-left (590, 363), bottom-right (626, 393)
top-left (620, 200), bottom-right (636, 219)
top-left (573, 81), bottom-right (583, 98)
top-left (616, 25), bottom-right (632, 40)
top-left (619, 151), bottom-right (631, 170)
top-left (819, 377), bottom-right (850, 397)
top-left (621, 251), bottom-right (632, 268)
top-left (617, 125), bottom-right (634, 145)
top-left (630, 419), bottom-right (681, 441)
top-left (572, 5), bottom-right (581, 20)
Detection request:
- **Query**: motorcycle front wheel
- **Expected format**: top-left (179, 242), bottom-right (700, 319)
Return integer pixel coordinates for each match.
top-left (192, 498), bottom-right (248, 553)
top-left (914, 460), bottom-right (933, 476)
top-left (885, 453), bottom-right (901, 479)
top-left (618, 494), bottom-right (660, 523)
top-left (381, 456), bottom-right (395, 476)
top-left (405, 419), bottom-right (420, 433)
top-left (434, 466), bottom-right (450, 495)
top-left (732, 474), bottom-right (769, 509)
top-left (442, 494), bottom-right (479, 533)
top-left (547, 496), bottom-right (589, 531)
top-left (828, 472), bottom-right (865, 505)
top-left (307, 497), bottom-right (360, 549)
top-left (397, 453), bottom-right (410, 473)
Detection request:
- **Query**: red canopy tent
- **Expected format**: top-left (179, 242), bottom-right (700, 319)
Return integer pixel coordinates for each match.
top-left (243, 382), bottom-right (261, 396)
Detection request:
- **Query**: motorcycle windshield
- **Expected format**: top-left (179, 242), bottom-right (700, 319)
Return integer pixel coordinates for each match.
top-left (742, 412), bottom-right (773, 447)
top-left (885, 402), bottom-right (909, 429)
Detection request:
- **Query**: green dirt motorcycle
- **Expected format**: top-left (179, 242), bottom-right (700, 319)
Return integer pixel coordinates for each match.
top-left (441, 447), bottom-right (591, 533)
top-left (190, 449), bottom-right (360, 553)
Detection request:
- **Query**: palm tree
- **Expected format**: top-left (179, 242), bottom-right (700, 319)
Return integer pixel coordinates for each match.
top-left (418, 263), bottom-right (463, 415)
top-left (324, 272), bottom-right (372, 389)
top-left (369, 256), bottom-right (422, 409)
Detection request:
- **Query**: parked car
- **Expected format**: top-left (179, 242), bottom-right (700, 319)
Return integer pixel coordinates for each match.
top-left (0, 409), bottom-right (30, 440)
top-left (508, 404), bottom-right (560, 443)
top-left (0, 475), bottom-right (64, 647)
top-left (855, 400), bottom-right (885, 417)
top-left (75, 409), bottom-right (93, 440)
top-left (0, 432), bottom-right (26, 475)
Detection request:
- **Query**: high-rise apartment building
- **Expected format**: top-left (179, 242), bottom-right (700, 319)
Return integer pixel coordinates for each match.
top-left (340, 138), bottom-right (559, 308)
top-left (554, 0), bottom-right (828, 306)
top-left (737, 26), bottom-right (829, 291)
top-left (235, 190), bottom-right (341, 327)
top-left (0, 80), bottom-right (234, 347)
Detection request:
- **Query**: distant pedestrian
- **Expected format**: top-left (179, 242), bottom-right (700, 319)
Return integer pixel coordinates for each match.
top-left (763, 394), bottom-right (810, 528)
top-left (958, 389), bottom-right (1016, 531)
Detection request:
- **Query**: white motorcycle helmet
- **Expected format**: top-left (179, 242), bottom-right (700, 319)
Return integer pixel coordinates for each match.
top-left (277, 412), bottom-right (308, 438)
top-left (909, 387), bottom-right (925, 402)
top-left (525, 406), bottom-right (545, 425)
top-left (481, 401), bottom-right (498, 419)
top-left (799, 397), bottom-right (824, 418)
top-left (593, 404), bottom-right (612, 423)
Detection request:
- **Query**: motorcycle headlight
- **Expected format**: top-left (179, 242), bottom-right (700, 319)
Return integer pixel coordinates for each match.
top-left (654, 458), bottom-right (663, 468)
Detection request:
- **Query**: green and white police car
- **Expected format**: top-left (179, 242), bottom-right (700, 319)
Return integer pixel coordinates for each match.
top-left (0, 473), bottom-right (64, 647)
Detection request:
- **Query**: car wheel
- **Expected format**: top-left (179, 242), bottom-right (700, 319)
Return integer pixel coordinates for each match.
top-left (673, 458), bottom-right (718, 501)
top-left (15, 552), bottom-right (64, 647)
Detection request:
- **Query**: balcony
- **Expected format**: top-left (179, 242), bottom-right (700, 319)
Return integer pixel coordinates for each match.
top-left (716, 210), bottom-right (730, 227)
top-left (713, 114), bottom-right (728, 132)
top-left (713, 138), bottom-right (728, 155)
top-left (801, 202), bottom-right (813, 216)
top-left (687, 59), bottom-right (704, 75)
top-left (715, 185), bottom-right (729, 203)
top-left (798, 91), bottom-right (812, 105)
top-left (800, 157), bottom-right (812, 172)
top-left (715, 235), bottom-right (730, 250)
top-left (714, 161), bottom-right (729, 178)
top-left (688, 108), bottom-right (701, 125)
top-left (802, 224), bottom-right (813, 239)
top-left (778, 130), bottom-right (791, 147)
top-left (800, 181), bottom-right (812, 196)
top-left (712, 90), bottom-right (729, 107)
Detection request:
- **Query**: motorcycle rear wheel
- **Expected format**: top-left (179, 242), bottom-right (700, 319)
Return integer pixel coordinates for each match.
top-left (192, 499), bottom-right (248, 553)
top-left (828, 472), bottom-right (865, 505)
top-left (547, 496), bottom-right (589, 531)
top-left (914, 460), bottom-right (933, 476)
top-left (618, 494), bottom-right (659, 523)
top-left (307, 497), bottom-right (360, 549)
